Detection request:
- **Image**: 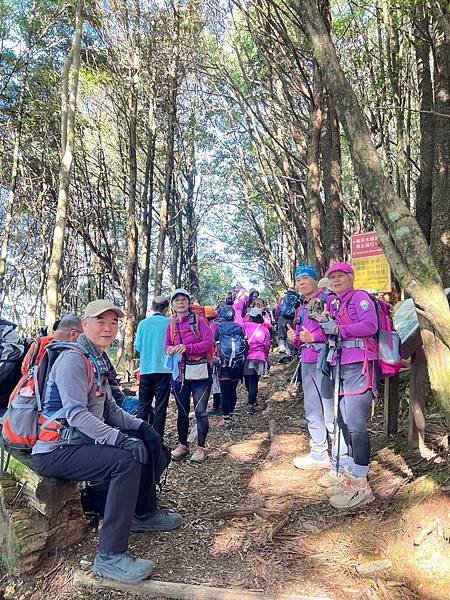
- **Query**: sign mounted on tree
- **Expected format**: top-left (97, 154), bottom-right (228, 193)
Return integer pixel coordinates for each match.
top-left (351, 231), bottom-right (391, 293)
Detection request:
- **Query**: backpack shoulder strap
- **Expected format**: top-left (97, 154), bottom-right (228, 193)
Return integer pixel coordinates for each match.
top-left (170, 318), bottom-right (176, 345)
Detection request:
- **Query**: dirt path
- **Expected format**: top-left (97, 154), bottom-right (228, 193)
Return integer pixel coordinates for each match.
top-left (2, 357), bottom-right (449, 599)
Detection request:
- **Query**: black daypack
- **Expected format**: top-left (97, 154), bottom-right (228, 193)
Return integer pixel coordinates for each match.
top-left (218, 322), bottom-right (248, 370)
top-left (0, 319), bottom-right (25, 409)
top-left (280, 292), bottom-right (300, 319)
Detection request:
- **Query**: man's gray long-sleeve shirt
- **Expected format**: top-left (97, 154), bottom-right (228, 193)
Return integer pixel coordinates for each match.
top-left (32, 349), bottom-right (142, 455)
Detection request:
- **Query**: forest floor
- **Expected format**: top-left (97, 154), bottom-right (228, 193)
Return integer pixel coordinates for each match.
top-left (1, 355), bottom-right (449, 600)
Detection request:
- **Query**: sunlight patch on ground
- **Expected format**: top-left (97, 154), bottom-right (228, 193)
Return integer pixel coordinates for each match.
top-left (226, 434), bottom-right (266, 463)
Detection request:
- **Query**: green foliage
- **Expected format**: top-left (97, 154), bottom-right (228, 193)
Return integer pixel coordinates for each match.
top-left (197, 258), bottom-right (234, 305)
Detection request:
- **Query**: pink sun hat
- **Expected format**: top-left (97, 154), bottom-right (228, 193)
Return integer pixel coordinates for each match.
top-left (326, 262), bottom-right (354, 276)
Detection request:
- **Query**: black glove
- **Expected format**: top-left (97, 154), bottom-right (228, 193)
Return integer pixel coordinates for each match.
top-left (116, 433), bottom-right (148, 464)
top-left (138, 422), bottom-right (162, 454)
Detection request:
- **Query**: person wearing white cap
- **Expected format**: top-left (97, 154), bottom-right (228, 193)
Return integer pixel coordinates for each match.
top-left (241, 307), bottom-right (271, 413)
top-left (32, 299), bottom-right (182, 584)
top-left (165, 289), bottom-right (214, 463)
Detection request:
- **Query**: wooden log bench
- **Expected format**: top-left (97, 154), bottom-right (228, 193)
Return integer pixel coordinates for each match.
top-left (0, 448), bottom-right (89, 574)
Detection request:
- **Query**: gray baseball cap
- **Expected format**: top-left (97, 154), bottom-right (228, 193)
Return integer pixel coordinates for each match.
top-left (170, 288), bottom-right (191, 303)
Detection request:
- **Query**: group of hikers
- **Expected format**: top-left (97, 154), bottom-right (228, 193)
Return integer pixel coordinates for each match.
top-left (0, 259), bottom-right (398, 584)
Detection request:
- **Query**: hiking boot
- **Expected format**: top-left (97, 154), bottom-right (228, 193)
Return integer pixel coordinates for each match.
top-left (329, 476), bottom-right (374, 510)
top-left (131, 509), bottom-right (183, 532)
top-left (190, 446), bottom-right (207, 463)
top-left (293, 454), bottom-right (330, 471)
top-left (246, 403), bottom-right (255, 414)
top-left (317, 469), bottom-right (343, 488)
top-left (324, 468), bottom-right (353, 496)
top-left (171, 443), bottom-right (189, 460)
top-left (93, 551), bottom-right (154, 583)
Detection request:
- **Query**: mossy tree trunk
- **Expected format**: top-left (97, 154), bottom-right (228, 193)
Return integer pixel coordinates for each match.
top-left (293, 0), bottom-right (450, 423)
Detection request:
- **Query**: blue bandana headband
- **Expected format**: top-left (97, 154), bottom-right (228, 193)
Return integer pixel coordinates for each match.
top-left (295, 264), bottom-right (319, 281)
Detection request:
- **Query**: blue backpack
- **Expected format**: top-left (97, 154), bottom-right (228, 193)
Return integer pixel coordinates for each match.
top-left (280, 292), bottom-right (300, 319)
top-left (218, 323), bottom-right (248, 370)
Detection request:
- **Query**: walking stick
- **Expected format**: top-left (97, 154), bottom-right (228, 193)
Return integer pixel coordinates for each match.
top-left (290, 359), bottom-right (300, 386)
top-left (333, 334), bottom-right (342, 476)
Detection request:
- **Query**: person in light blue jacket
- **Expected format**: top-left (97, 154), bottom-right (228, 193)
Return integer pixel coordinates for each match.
top-left (135, 296), bottom-right (172, 437)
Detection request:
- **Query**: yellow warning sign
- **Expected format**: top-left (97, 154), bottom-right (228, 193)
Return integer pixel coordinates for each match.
top-left (352, 255), bottom-right (391, 293)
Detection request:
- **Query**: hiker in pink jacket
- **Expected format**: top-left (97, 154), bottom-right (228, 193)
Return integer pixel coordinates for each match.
top-left (165, 289), bottom-right (214, 463)
top-left (242, 308), bottom-right (271, 413)
top-left (233, 284), bottom-right (248, 325)
top-left (320, 262), bottom-right (378, 511)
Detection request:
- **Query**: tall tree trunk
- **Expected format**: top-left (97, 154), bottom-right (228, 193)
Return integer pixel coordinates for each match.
top-left (319, 0), bottom-right (343, 263)
top-left (45, 2), bottom-right (83, 328)
top-left (0, 60), bottom-right (29, 300)
top-left (430, 18), bottom-right (450, 284)
top-left (306, 64), bottom-right (325, 273)
top-left (293, 0), bottom-right (450, 423)
top-left (414, 11), bottom-right (434, 242)
top-left (124, 1), bottom-right (140, 372)
top-left (185, 121), bottom-right (199, 298)
top-left (154, 2), bottom-right (179, 295)
top-left (138, 104), bottom-right (156, 320)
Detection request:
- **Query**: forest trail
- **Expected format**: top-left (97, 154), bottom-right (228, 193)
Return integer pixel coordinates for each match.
top-left (3, 357), bottom-right (448, 600)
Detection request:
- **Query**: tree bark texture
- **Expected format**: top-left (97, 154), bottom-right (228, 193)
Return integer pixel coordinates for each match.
top-left (430, 21), bottom-right (450, 285)
top-left (154, 3), bottom-right (180, 295)
top-left (414, 12), bottom-right (434, 242)
top-left (124, 6), bottom-right (140, 371)
top-left (0, 59), bottom-right (29, 298)
top-left (319, 0), bottom-right (344, 263)
top-left (45, 2), bottom-right (83, 328)
top-left (293, 0), bottom-right (450, 423)
top-left (138, 112), bottom-right (156, 321)
top-left (305, 63), bottom-right (325, 274)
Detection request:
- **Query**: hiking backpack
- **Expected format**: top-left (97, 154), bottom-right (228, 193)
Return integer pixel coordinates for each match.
top-left (1, 341), bottom-right (98, 450)
top-left (0, 319), bottom-right (25, 409)
top-left (217, 322), bottom-right (248, 370)
top-left (340, 292), bottom-right (402, 378)
top-left (280, 292), bottom-right (300, 319)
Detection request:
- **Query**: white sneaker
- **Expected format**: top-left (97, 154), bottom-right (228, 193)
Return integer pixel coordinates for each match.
top-left (329, 475), bottom-right (374, 509)
top-left (293, 454), bottom-right (330, 471)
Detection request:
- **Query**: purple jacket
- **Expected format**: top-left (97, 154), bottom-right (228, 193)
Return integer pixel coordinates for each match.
top-left (330, 289), bottom-right (378, 365)
top-left (242, 321), bottom-right (271, 362)
top-left (165, 314), bottom-right (214, 361)
top-left (292, 290), bottom-right (329, 364)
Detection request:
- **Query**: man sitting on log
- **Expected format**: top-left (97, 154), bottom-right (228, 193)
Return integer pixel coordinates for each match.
top-left (31, 299), bottom-right (182, 584)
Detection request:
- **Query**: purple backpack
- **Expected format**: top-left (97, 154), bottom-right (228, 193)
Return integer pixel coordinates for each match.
top-left (340, 292), bottom-right (402, 378)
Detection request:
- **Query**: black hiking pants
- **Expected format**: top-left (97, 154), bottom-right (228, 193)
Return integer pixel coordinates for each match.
top-left (219, 379), bottom-right (239, 417)
top-left (244, 374), bottom-right (260, 406)
top-left (31, 428), bottom-right (157, 555)
top-left (137, 372), bottom-right (172, 437)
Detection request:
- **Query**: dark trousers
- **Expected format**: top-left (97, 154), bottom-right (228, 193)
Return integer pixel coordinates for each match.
top-left (172, 377), bottom-right (212, 447)
top-left (244, 374), bottom-right (259, 405)
top-left (220, 379), bottom-right (239, 416)
top-left (31, 428), bottom-right (157, 555)
top-left (137, 372), bottom-right (172, 437)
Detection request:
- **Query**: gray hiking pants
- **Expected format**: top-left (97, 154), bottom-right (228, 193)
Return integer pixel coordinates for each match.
top-left (337, 362), bottom-right (374, 478)
top-left (302, 362), bottom-right (348, 471)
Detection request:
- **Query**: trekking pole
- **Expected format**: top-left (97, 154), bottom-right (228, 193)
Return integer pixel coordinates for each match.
top-left (290, 359), bottom-right (300, 386)
top-left (333, 334), bottom-right (342, 476)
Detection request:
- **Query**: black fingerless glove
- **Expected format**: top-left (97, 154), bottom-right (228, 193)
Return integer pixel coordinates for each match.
top-left (138, 422), bottom-right (162, 454)
top-left (116, 433), bottom-right (148, 464)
